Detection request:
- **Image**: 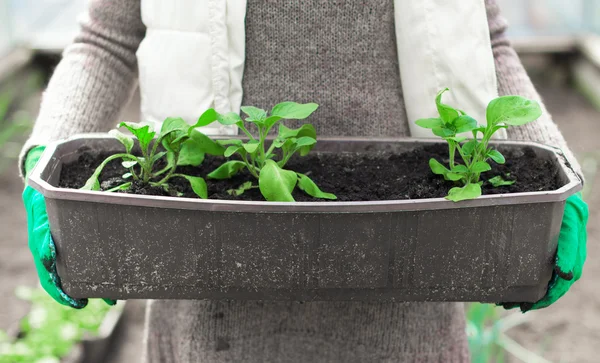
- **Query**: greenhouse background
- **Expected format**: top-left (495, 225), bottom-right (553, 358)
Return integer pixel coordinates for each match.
top-left (2, 0), bottom-right (600, 57)
top-left (500, 0), bottom-right (600, 36)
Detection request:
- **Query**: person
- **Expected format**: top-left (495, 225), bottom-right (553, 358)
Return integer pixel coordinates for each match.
top-left (21, 0), bottom-right (588, 362)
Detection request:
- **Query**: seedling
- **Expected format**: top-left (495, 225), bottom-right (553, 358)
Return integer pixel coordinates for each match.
top-left (81, 110), bottom-right (224, 198)
top-left (208, 102), bottom-right (337, 202)
top-left (489, 174), bottom-right (515, 187)
top-left (0, 286), bottom-right (116, 362)
top-left (416, 88), bottom-right (541, 202)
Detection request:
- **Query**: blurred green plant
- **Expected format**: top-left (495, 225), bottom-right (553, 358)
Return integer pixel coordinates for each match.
top-left (466, 303), bottom-right (552, 363)
top-left (467, 303), bottom-right (506, 363)
top-left (0, 286), bottom-right (118, 363)
top-left (0, 71), bottom-right (42, 174)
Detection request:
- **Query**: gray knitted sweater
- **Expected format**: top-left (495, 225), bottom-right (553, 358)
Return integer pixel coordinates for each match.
top-left (23, 0), bottom-right (577, 362)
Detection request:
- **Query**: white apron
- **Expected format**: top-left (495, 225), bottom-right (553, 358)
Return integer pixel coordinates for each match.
top-left (136, 0), bottom-right (507, 139)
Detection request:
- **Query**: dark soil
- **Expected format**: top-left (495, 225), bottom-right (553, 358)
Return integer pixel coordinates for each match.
top-left (58, 144), bottom-right (561, 201)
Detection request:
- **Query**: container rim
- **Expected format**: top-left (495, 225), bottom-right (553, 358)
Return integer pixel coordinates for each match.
top-left (28, 134), bottom-right (583, 213)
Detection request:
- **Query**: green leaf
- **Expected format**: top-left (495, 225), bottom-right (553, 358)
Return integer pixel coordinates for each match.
top-left (471, 161), bottom-right (492, 173)
top-left (217, 139), bottom-right (243, 147)
top-left (217, 112), bottom-right (243, 125)
top-left (264, 115), bottom-right (282, 129)
top-left (160, 117), bottom-right (190, 138)
top-left (453, 115), bottom-right (478, 133)
top-left (109, 130), bottom-right (134, 154)
top-left (243, 140), bottom-right (260, 153)
top-left (448, 136), bottom-right (467, 143)
top-left (160, 118), bottom-right (192, 156)
top-left (122, 160), bottom-right (137, 168)
top-left (207, 160), bottom-right (246, 179)
top-left (164, 136), bottom-right (186, 154)
top-left (177, 140), bottom-right (205, 166)
top-left (294, 136), bottom-right (316, 149)
top-left (445, 173), bottom-right (464, 181)
top-left (471, 126), bottom-right (486, 139)
top-left (278, 123), bottom-right (317, 139)
top-left (432, 126), bottom-right (455, 138)
top-left (176, 175), bottom-right (208, 199)
top-left (415, 118), bottom-right (443, 129)
top-left (241, 106), bottom-right (267, 122)
top-left (227, 181), bottom-right (254, 196)
top-left (188, 129), bottom-right (225, 156)
top-left (487, 149), bottom-right (505, 164)
top-left (81, 154), bottom-right (130, 191)
top-left (489, 175), bottom-right (516, 187)
top-left (259, 160), bottom-right (297, 202)
top-left (106, 182), bottom-right (132, 192)
top-left (435, 88), bottom-right (460, 124)
top-left (277, 123), bottom-right (317, 155)
top-left (491, 125), bottom-right (508, 135)
top-left (161, 136), bottom-right (177, 154)
top-left (271, 102), bottom-right (319, 119)
top-left (123, 172), bottom-right (132, 179)
top-left (224, 145), bottom-right (242, 158)
top-left (451, 165), bottom-right (469, 174)
top-left (119, 122), bottom-right (156, 150)
top-left (192, 108), bottom-right (218, 128)
top-left (429, 158), bottom-right (450, 175)
top-left (446, 183), bottom-right (482, 202)
top-left (272, 137), bottom-right (286, 148)
top-left (462, 140), bottom-right (478, 156)
top-left (81, 177), bottom-right (100, 191)
top-left (297, 173), bottom-right (337, 200)
top-left (486, 95), bottom-right (542, 126)
top-left (278, 139), bottom-right (296, 157)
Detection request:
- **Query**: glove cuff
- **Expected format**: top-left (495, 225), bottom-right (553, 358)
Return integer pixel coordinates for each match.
top-left (24, 145), bottom-right (46, 181)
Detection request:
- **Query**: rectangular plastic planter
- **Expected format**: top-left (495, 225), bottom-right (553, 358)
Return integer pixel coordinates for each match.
top-left (28, 135), bottom-right (582, 303)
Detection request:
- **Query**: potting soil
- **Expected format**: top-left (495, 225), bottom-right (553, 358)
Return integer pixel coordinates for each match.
top-left (59, 144), bottom-right (561, 201)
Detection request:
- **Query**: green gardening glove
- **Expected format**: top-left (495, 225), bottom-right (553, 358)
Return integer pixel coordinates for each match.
top-left (499, 193), bottom-right (588, 312)
top-left (23, 146), bottom-right (116, 309)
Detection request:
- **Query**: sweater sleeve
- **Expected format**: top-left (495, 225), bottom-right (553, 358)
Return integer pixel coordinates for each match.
top-left (485, 0), bottom-right (581, 176)
top-left (20, 0), bottom-right (145, 173)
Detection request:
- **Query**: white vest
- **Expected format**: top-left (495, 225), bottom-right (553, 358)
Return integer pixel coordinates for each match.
top-left (137, 0), bottom-right (507, 139)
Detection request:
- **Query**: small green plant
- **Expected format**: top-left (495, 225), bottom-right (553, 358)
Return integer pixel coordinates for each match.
top-left (0, 72), bottom-right (41, 174)
top-left (466, 303), bottom-right (506, 363)
top-left (208, 102), bottom-right (337, 202)
top-left (488, 174), bottom-right (515, 187)
top-left (415, 88), bottom-right (542, 202)
top-left (0, 287), bottom-right (116, 363)
top-left (466, 303), bottom-right (554, 363)
top-left (82, 111), bottom-right (224, 198)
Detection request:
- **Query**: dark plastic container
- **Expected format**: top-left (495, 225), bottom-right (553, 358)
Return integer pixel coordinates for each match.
top-left (28, 135), bottom-right (582, 302)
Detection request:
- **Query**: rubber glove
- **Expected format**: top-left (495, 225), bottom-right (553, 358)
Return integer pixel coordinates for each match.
top-left (500, 193), bottom-right (588, 312)
top-left (23, 145), bottom-right (116, 309)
